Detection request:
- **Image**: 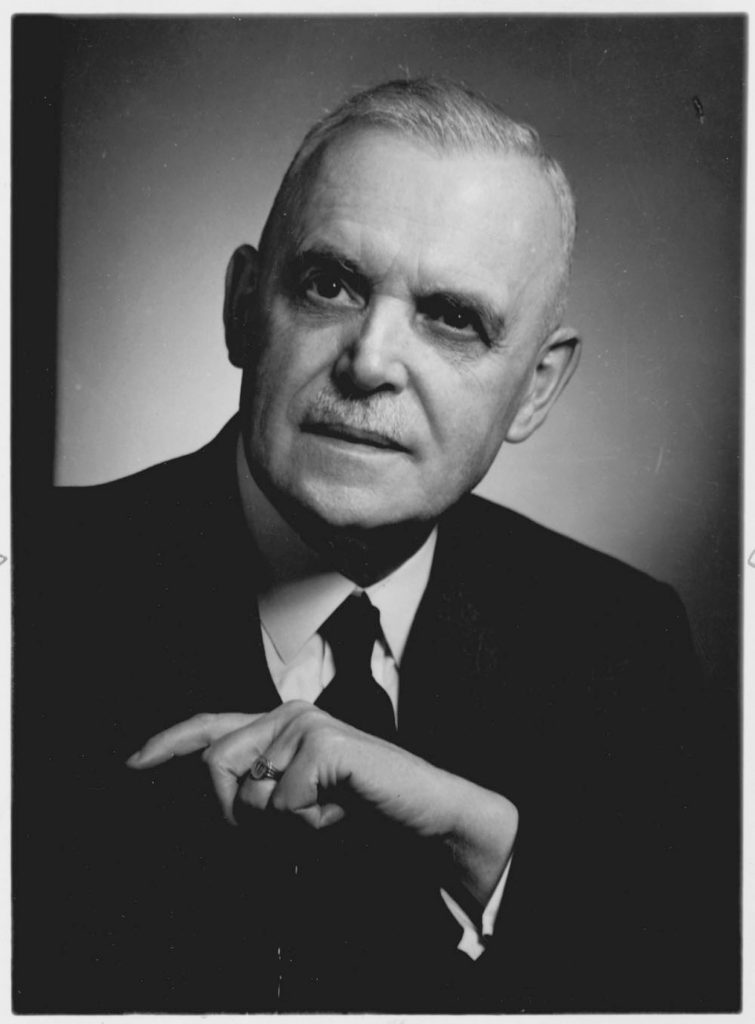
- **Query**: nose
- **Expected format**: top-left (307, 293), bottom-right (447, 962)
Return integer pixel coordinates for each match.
top-left (334, 296), bottom-right (410, 395)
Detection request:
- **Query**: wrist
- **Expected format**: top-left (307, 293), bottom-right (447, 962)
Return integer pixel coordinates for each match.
top-left (443, 778), bottom-right (518, 908)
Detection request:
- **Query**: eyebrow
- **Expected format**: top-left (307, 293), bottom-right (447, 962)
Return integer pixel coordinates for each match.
top-left (288, 246), bottom-right (364, 283)
top-left (418, 287), bottom-right (507, 341)
top-left (288, 244), bottom-right (507, 340)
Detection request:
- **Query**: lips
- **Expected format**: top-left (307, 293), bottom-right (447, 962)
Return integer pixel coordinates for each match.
top-left (302, 420), bottom-right (407, 452)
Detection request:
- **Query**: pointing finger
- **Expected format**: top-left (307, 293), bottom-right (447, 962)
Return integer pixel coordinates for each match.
top-left (126, 712), bottom-right (260, 768)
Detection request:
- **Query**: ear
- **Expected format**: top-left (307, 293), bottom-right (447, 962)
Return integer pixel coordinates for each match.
top-left (223, 244), bottom-right (260, 368)
top-left (505, 326), bottom-right (581, 443)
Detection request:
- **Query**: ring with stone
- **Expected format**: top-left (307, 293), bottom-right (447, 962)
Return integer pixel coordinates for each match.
top-left (248, 755), bottom-right (284, 782)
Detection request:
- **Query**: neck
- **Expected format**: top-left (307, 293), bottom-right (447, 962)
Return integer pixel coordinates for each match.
top-left (301, 513), bottom-right (435, 587)
top-left (269, 486), bottom-right (436, 586)
top-left (241, 471), bottom-right (432, 589)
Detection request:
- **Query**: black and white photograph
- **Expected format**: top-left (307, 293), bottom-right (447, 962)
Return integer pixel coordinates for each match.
top-left (11, 14), bottom-right (743, 1014)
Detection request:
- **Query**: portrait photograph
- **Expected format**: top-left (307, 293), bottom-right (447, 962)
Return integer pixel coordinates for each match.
top-left (12, 13), bottom-right (743, 1014)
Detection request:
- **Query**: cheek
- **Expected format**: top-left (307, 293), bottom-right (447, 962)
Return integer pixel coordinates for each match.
top-left (446, 420), bottom-right (506, 484)
top-left (250, 321), bottom-right (323, 419)
top-left (426, 370), bottom-right (514, 465)
top-left (435, 379), bottom-right (524, 497)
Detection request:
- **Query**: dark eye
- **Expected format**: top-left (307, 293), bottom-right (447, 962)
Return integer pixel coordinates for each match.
top-left (420, 295), bottom-right (485, 341)
top-left (301, 269), bottom-right (362, 310)
top-left (307, 273), bottom-right (344, 300)
top-left (439, 306), bottom-right (475, 331)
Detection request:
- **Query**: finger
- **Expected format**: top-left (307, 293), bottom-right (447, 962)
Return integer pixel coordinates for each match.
top-left (127, 702), bottom-right (308, 769)
top-left (202, 731), bottom-right (271, 823)
top-left (202, 714), bottom-right (300, 823)
top-left (204, 701), bottom-right (317, 781)
top-left (290, 803), bottom-right (346, 830)
top-left (259, 703), bottom-right (342, 781)
top-left (126, 712), bottom-right (260, 768)
top-left (235, 776), bottom-right (277, 818)
top-left (268, 729), bottom-right (348, 829)
top-left (208, 705), bottom-right (323, 823)
top-left (232, 715), bottom-right (321, 820)
top-left (207, 712), bottom-right (307, 822)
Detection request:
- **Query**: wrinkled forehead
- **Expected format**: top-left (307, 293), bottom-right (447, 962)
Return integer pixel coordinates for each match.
top-left (268, 128), bottom-right (566, 307)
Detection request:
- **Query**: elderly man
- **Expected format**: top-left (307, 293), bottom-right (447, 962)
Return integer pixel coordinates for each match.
top-left (14, 78), bottom-right (737, 1013)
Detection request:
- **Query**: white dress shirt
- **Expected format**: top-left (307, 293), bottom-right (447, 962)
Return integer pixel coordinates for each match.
top-left (236, 437), bottom-right (509, 960)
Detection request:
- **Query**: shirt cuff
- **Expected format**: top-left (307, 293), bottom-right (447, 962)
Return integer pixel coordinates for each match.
top-left (439, 857), bottom-right (512, 961)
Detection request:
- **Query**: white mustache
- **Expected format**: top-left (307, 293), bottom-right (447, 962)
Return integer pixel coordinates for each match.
top-left (302, 391), bottom-right (409, 450)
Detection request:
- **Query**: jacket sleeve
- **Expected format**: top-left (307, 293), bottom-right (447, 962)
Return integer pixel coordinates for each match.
top-left (438, 582), bottom-right (739, 1012)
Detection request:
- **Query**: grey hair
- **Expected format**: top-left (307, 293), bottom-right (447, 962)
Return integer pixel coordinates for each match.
top-left (259, 77), bottom-right (576, 323)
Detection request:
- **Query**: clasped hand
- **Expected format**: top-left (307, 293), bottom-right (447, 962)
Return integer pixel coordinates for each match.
top-left (127, 701), bottom-right (518, 907)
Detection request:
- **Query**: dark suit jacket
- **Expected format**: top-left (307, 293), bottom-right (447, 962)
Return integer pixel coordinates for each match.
top-left (13, 419), bottom-right (739, 1013)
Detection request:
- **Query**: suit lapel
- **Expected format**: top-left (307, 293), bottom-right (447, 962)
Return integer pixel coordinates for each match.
top-left (397, 513), bottom-right (504, 771)
top-left (395, 499), bottom-right (546, 804)
top-left (132, 417), bottom-right (282, 723)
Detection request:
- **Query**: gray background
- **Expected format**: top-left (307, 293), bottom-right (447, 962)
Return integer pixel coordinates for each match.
top-left (54, 16), bottom-right (743, 680)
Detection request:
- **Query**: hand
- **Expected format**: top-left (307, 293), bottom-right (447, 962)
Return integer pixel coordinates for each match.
top-left (127, 701), bottom-right (518, 907)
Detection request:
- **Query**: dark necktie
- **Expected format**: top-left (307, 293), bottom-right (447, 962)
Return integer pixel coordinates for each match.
top-left (315, 593), bottom-right (397, 742)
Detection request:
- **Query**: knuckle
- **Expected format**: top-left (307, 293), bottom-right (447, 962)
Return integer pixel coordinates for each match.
top-left (270, 787), bottom-right (287, 812)
top-left (304, 721), bottom-right (339, 757)
top-left (238, 780), bottom-right (264, 808)
top-left (201, 744), bottom-right (219, 765)
top-left (242, 785), bottom-right (271, 815)
top-left (237, 781), bottom-right (255, 805)
top-left (299, 706), bottom-right (327, 730)
top-left (193, 711), bottom-right (215, 726)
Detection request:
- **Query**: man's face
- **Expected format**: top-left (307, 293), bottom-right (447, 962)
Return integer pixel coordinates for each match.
top-left (239, 128), bottom-right (570, 532)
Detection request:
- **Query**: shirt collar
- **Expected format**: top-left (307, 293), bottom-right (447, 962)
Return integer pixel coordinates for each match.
top-left (236, 435), bottom-right (437, 666)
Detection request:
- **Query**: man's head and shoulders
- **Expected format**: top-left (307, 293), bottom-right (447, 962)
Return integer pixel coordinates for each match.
top-left (52, 77), bottom-right (673, 619)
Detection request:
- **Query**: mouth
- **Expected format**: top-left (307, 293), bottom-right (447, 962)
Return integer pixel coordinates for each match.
top-left (301, 420), bottom-right (408, 452)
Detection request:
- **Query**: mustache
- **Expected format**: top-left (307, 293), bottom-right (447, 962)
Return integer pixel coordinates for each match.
top-left (301, 391), bottom-right (410, 450)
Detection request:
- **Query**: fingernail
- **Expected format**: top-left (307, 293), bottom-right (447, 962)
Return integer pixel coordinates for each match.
top-left (126, 751), bottom-right (143, 767)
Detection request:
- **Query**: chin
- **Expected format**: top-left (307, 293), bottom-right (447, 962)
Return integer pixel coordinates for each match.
top-left (289, 471), bottom-right (436, 532)
top-left (298, 486), bottom-right (404, 533)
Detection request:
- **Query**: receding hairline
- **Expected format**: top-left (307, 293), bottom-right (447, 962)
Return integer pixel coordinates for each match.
top-left (258, 78), bottom-right (576, 329)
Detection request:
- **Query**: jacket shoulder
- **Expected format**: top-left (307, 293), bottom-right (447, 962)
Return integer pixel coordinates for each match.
top-left (53, 448), bottom-right (206, 516)
top-left (445, 492), bottom-right (667, 599)
top-left (439, 494), bottom-right (693, 655)
top-left (50, 419), bottom-right (239, 539)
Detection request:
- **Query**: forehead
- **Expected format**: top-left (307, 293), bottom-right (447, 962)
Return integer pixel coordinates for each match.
top-left (290, 128), bottom-right (563, 306)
